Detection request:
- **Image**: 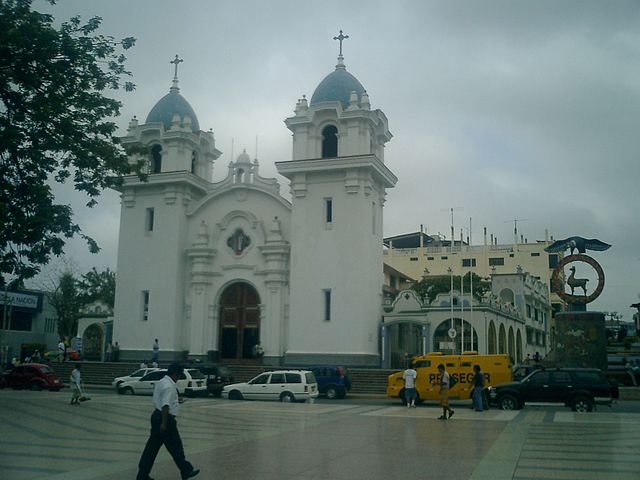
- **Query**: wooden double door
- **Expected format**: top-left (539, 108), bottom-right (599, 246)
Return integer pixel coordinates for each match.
top-left (219, 283), bottom-right (260, 360)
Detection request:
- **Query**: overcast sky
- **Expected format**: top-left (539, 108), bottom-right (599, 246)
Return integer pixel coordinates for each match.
top-left (35, 0), bottom-right (640, 323)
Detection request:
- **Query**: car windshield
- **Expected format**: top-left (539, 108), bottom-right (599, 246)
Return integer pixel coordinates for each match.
top-left (131, 369), bottom-right (145, 377)
top-left (39, 366), bottom-right (54, 374)
top-left (216, 366), bottom-right (232, 376)
top-left (187, 369), bottom-right (205, 379)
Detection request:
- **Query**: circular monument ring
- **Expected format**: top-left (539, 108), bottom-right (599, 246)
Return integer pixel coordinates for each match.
top-left (551, 254), bottom-right (605, 305)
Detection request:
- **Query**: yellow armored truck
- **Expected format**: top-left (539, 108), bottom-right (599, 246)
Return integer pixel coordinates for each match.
top-left (387, 352), bottom-right (512, 404)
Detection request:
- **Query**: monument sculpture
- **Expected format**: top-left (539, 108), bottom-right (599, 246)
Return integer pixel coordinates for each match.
top-left (544, 236), bottom-right (611, 369)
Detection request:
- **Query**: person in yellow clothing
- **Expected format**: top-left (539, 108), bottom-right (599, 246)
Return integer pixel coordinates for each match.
top-left (433, 363), bottom-right (454, 420)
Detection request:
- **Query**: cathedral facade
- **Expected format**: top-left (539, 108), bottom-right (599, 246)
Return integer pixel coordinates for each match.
top-left (112, 49), bottom-right (397, 366)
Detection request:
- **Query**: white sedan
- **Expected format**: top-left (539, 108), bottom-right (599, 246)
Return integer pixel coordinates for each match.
top-left (117, 369), bottom-right (207, 396)
top-left (222, 370), bottom-right (319, 402)
top-left (112, 368), bottom-right (160, 389)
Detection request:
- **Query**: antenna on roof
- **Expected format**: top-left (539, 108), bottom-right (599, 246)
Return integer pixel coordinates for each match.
top-left (230, 138), bottom-right (234, 162)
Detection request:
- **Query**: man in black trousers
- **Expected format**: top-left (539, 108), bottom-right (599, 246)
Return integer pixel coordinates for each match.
top-left (136, 362), bottom-right (199, 480)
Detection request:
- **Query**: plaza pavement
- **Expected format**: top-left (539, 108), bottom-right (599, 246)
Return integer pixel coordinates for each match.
top-left (1, 389), bottom-right (639, 480)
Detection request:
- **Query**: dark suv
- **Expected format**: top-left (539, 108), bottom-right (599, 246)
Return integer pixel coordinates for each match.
top-left (489, 367), bottom-right (618, 412)
top-left (191, 363), bottom-right (234, 397)
top-left (308, 365), bottom-right (351, 399)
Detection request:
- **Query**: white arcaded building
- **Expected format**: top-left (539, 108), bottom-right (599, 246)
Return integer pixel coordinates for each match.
top-left (111, 50), bottom-right (396, 366)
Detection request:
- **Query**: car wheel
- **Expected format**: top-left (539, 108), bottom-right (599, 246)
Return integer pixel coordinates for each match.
top-left (228, 390), bottom-right (243, 400)
top-left (326, 386), bottom-right (339, 400)
top-left (499, 394), bottom-right (520, 410)
top-left (120, 386), bottom-right (134, 395)
top-left (571, 396), bottom-right (594, 412)
top-left (280, 392), bottom-right (295, 403)
top-left (30, 382), bottom-right (42, 391)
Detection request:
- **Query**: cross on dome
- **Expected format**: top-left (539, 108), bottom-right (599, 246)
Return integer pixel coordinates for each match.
top-left (333, 30), bottom-right (349, 58)
top-left (170, 54), bottom-right (183, 92)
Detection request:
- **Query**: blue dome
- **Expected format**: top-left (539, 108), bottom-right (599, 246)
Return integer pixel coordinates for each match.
top-left (145, 89), bottom-right (200, 132)
top-left (310, 66), bottom-right (366, 109)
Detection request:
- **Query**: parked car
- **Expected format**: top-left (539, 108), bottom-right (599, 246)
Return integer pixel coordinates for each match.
top-left (0, 363), bottom-right (64, 391)
top-left (222, 370), bottom-right (319, 403)
top-left (190, 363), bottom-right (234, 396)
top-left (308, 365), bottom-right (351, 399)
top-left (117, 368), bottom-right (207, 396)
top-left (112, 368), bottom-right (161, 389)
top-left (43, 348), bottom-right (80, 362)
top-left (489, 367), bottom-right (619, 412)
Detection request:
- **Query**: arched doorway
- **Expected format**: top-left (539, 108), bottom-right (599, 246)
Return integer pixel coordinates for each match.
top-left (433, 319), bottom-right (479, 355)
top-left (82, 323), bottom-right (103, 361)
top-left (219, 282), bottom-right (260, 361)
top-left (386, 321), bottom-right (422, 369)
top-left (488, 321), bottom-right (497, 354)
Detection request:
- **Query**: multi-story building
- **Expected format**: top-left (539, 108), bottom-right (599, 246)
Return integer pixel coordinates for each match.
top-left (383, 230), bottom-right (565, 314)
top-left (381, 270), bottom-right (551, 368)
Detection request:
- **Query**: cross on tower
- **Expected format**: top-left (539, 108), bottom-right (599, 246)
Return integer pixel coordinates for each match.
top-left (170, 54), bottom-right (183, 78)
top-left (333, 30), bottom-right (349, 56)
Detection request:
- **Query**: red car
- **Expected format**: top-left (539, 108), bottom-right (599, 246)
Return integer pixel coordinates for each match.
top-left (1, 363), bottom-right (65, 391)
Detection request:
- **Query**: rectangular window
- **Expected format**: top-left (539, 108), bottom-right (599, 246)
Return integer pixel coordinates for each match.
top-left (145, 208), bottom-right (155, 232)
top-left (45, 317), bottom-right (57, 333)
top-left (548, 254), bottom-right (558, 268)
top-left (410, 257), bottom-right (418, 261)
top-left (531, 252), bottom-right (540, 257)
top-left (441, 256), bottom-right (448, 260)
top-left (142, 290), bottom-right (149, 321)
top-left (462, 258), bottom-right (476, 267)
top-left (489, 257), bottom-right (505, 266)
top-left (427, 256), bottom-right (434, 261)
top-left (323, 289), bottom-right (331, 321)
top-left (324, 198), bottom-right (333, 228)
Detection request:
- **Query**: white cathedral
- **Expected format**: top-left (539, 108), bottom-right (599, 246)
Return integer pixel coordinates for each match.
top-left (112, 44), bottom-right (397, 366)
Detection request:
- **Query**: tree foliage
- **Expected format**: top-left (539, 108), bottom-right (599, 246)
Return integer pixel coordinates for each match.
top-left (411, 272), bottom-right (491, 304)
top-left (0, 0), bottom-right (144, 288)
top-left (45, 266), bottom-right (114, 338)
top-left (78, 267), bottom-right (115, 308)
top-left (47, 271), bottom-right (83, 338)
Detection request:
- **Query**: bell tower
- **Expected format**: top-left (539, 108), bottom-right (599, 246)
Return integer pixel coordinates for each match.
top-left (276, 33), bottom-right (397, 366)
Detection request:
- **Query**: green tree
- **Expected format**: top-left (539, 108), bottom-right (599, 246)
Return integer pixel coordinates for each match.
top-left (411, 272), bottom-right (491, 304)
top-left (0, 0), bottom-right (144, 289)
top-left (47, 271), bottom-right (83, 338)
top-left (78, 267), bottom-right (115, 309)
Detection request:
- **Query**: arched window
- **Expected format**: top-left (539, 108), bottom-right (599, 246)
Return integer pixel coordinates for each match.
top-left (488, 321), bottom-right (497, 354)
top-left (150, 144), bottom-right (162, 173)
top-left (516, 330), bottom-right (523, 363)
top-left (500, 288), bottom-right (514, 304)
top-left (191, 151), bottom-right (198, 174)
top-left (508, 327), bottom-right (515, 360)
top-left (321, 125), bottom-right (338, 158)
top-left (498, 324), bottom-right (506, 354)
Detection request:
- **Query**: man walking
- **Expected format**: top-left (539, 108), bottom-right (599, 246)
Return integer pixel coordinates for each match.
top-left (403, 363), bottom-right (417, 408)
top-left (472, 364), bottom-right (485, 412)
top-left (152, 339), bottom-right (160, 364)
top-left (137, 363), bottom-right (199, 480)
top-left (433, 363), bottom-right (454, 420)
top-left (70, 363), bottom-right (82, 405)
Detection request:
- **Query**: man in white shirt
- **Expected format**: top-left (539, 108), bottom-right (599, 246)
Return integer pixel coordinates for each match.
top-left (403, 365), bottom-right (418, 408)
top-left (70, 364), bottom-right (82, 405)
top-left (136, 363), bottom-right (199, 480)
